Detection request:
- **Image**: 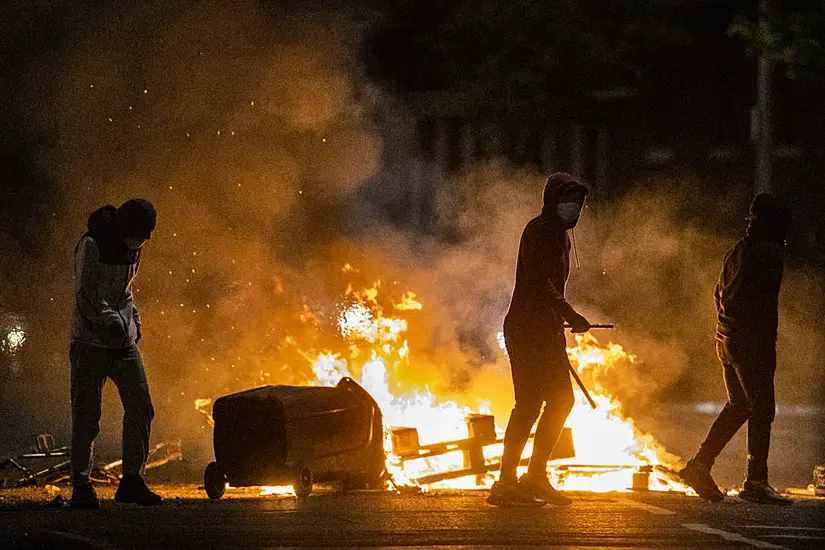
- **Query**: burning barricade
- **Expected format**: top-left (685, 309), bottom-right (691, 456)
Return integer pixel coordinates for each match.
top-left (197, 274), bottom-right (690, 497)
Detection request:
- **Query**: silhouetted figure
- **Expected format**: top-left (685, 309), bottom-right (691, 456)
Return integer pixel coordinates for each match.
top-left (680, 193), bottom-right (792, 505)
top-left (487, 173), bottom-right (591, 507)
top-left (69, 198), bottom-right (162, 509)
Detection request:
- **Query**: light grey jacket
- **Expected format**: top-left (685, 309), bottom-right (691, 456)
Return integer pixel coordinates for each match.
top-left (71, 236), bottom-right (142, 349)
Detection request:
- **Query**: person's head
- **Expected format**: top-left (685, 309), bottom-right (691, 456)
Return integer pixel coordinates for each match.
top-left (116, 198), bottom-right (157, 250)
top-left (542, 172), bottom-right (589, 228)
top-left (747, 193), bottom-right (791, 244)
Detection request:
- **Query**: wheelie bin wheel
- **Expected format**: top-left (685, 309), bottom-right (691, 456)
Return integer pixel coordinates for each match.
top-left (204, 461), bottom-right (227, 500)
top-left (294, 467), bottom-right (313, 498)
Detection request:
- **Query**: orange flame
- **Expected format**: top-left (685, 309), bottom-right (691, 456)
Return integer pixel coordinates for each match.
top-left (196, 268), bottom-right (689, 495)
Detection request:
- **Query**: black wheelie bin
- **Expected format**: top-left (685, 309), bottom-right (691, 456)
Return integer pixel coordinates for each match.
top-left (204, 377), bottom-right (385, 498)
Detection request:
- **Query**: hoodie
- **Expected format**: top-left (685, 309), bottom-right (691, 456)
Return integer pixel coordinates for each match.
top-left (71, 206), bottom-right (144, 349)
top-left (504, 173), bottom-right (588, 336)
top-left (715, 193), bottom-right (791, 345)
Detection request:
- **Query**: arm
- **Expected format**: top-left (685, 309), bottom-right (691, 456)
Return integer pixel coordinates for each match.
top-left (75, 238), bottom-right (122, 329)
top-left (521, 225), bottom-right (589, 331)
top-left (545, 277), bottom-right (576, 321)
top-left (131, 250), bottom-right (142, 340)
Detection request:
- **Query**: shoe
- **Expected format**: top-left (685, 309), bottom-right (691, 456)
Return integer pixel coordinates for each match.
top-left (518, 475), bottom-right (572, 506)
top-left (115, 475), bottom-right (163, 506)
top-left (486, 480), bottom-right (546, 508)
top-left (738, 480), bottom-right (792, 505)
top-left (679, 460), bottom-right (725, 502)
top-left (69, 484), bottom-right (100, 510)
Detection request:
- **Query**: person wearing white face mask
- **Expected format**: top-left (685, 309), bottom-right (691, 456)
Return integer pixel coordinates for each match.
top-left (488, 172), bottom-right (591, 508)
top-left (69, 198), bottom-right (162, 509)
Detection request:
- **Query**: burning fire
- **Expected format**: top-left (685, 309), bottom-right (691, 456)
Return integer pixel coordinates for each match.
top-left (196, 268), bottom-right (689, 495)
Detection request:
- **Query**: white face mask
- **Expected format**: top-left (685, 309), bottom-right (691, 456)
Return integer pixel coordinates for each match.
top-left (557, 202), bottom-right (582, 224)
top-left (123, 237), bottom-right (147, 250)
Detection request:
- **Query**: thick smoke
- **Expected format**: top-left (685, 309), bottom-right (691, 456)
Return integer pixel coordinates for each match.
top-left (1, 1), bottom-right (821, 487)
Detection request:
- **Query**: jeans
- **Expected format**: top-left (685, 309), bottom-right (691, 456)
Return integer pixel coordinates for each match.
top-left (694, 338), bottom-right (776, 482)
top-left (499, 330), bottom-right (574, 483)
top-left (70, 342), bottom-right (154, 487)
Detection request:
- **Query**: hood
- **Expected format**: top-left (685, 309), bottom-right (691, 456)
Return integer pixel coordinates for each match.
top-left (117, 198), bottom-right (157, 239)
top-left (747, 193), bottom-right (791, 243)
top-left (83, 205), bottom-right (138, 264)
top-left (541, 172), bottom-right (589, 223)
top-left (87, 205), bottom-right (119, 239)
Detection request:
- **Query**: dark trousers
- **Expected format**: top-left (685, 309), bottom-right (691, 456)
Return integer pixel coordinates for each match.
top-left (694, 338), bottom-right (776, 482)
top-left (70, 342), bottom-right (154, 487)
top-left (499, 330), bottom-right (574, 483)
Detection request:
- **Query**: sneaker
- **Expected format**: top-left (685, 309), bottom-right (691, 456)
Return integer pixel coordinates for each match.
top-left (679, 460), bottom-right (725, 502)
top-left (115, 475), bottom-right (163, 506)
top-left (69, 484), bottom-right (100, 510)
top-left (486, 480), bottom-right (546, 508)
top-left (738, 480), bottom-right (792, 505)
top-left (518, 475), bottom-right (572, 506)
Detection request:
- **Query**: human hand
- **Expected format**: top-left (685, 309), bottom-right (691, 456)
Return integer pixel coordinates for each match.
top-left (566, 310), bottom-right (591, 333)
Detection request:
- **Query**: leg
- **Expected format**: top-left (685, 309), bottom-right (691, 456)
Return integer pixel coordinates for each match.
top-left (70, 343), bottom-right (109, 487)
top-left (500, 394), bottom-right (543, 483)
top-left (693, 343), bottom-right (750, 468)
top-left (108, 345), bottom-right (154, 476)
top-left (736, 349), bottom-right (776, 483)
top-left (527, 367), bottom-right (574, 479)
top-left (499, 334), bottom-right (545, 483)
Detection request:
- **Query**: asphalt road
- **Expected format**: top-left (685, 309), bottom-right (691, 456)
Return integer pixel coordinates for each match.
top-left (1, 485), bottom-right (824, 549)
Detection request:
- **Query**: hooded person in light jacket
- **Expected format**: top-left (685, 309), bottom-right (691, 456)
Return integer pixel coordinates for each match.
top-left (488, 173), bottom-right (591, 507)
top-left (69, 198), bottom-right (162, 509)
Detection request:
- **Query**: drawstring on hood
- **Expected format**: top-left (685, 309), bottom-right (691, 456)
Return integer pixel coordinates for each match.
top-left (542, 172), bottom-right (589, 268)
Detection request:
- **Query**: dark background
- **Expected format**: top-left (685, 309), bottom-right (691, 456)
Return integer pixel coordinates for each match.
top-left (1, 0), bottom-right (823, 488)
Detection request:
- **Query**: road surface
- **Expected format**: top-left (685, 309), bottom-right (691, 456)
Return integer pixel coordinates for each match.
top-left (1, 485), bottom-right (823, 548)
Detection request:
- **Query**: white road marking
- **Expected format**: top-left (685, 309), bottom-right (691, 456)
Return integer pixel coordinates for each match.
top-left (762, 535), bottom-right (825, 540)
top-left (736, 526), bottom-right (825, 531)
top-left (682, 524), bottom-right (787, 549)
top-left (624, 500), bottom-right (676, 515)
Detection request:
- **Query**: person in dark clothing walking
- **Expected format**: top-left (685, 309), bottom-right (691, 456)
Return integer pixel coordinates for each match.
top-left (487, 172), bottom-right (591, 507)
top-left (680, 193), bottom-right (792, 505)
top-left (69, 198), bottom-right (163, 509)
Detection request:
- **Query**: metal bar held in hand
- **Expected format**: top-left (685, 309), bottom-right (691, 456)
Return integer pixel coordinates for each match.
top-left (565, 322), bottom-right (613, 409)
top-left (569, 366), bottom-right (597, 410)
